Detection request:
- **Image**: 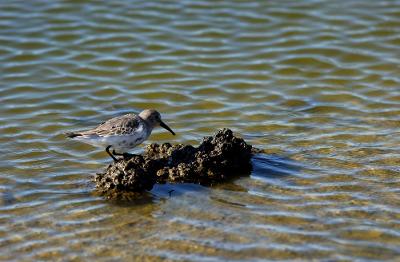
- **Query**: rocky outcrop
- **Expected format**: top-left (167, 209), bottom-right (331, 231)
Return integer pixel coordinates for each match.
top-left (95, 129), bottom-right (255, 199)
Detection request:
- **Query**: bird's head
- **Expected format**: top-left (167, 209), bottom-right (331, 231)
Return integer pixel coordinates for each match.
top-left (139, 109), bottom-right (175, 135)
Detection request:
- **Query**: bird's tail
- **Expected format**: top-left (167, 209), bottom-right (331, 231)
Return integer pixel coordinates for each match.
top-left (65, 132), bottom-right (82, 138)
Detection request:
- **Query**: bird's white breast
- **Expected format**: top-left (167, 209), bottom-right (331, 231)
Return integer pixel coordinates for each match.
top-left (75, 123), bottom-right (150, 152)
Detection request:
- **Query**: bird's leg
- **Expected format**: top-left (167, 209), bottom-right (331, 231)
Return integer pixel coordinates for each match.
top-left (106, 145), bottom-right (118, 162)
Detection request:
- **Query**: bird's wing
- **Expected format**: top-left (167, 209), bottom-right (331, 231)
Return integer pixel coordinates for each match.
top-left (81, 114), bottom-right (142, 137)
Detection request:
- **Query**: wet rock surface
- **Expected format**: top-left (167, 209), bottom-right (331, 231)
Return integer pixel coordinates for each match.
top-left (95, 128), bottom-right (254, 198)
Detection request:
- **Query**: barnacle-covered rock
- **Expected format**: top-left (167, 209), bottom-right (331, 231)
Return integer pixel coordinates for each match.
top-left (95, 129), bottom-right (254, 198)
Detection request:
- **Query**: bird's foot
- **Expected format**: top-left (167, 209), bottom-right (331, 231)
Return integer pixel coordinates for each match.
top-left (112, 150), bottom-right (138, 160)
top-left (112, 149), bottom-right (123, 156)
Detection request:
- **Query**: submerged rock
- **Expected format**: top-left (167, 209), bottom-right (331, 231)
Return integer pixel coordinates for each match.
top-left (95, 128), bottom-right (254, 197)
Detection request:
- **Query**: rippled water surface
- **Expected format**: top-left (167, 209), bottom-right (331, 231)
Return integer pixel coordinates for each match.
top-left (1, 0), bottom-right (400, 260)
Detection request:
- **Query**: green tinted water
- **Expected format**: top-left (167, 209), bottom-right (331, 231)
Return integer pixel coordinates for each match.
top-left (0, 0), bottom-right (399, 260)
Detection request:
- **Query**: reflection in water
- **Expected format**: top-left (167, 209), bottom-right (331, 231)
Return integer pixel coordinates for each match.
top-left (252, 154), bottom-right (304, 178)
top-left (152, 183), bottom-right (208, 201)
top-left (0, 191), bottom-right (16, 206)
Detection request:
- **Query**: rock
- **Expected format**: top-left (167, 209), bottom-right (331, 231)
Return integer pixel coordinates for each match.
top-left (94, 155), bottom-right (157, 198)
top-left (95, 128), bottom-right (254, 198)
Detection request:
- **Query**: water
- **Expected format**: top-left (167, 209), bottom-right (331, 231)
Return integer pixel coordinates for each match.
top-left (1, 0), bottom-right (400, 260)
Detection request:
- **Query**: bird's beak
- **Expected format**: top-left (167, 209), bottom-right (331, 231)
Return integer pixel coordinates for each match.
top-left (160, 121), bottom-right (176, 135)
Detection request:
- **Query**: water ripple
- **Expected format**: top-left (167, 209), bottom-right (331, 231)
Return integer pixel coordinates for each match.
top-left (0, 0), bottom-right (399, 260)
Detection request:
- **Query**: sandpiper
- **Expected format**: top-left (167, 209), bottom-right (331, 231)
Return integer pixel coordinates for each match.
top-left (66, 109), bottom-right (175, 161)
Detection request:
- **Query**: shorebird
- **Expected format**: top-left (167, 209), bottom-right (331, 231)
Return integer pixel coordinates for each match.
top-left (66, 109), bottom-right (175, 161)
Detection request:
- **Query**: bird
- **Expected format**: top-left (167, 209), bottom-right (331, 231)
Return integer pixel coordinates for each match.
top-left (66, 109), bottom-right (175, 161)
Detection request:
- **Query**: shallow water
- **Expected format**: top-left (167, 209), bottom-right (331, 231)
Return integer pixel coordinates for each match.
top-left (1, 0), bottom-right (400, 260)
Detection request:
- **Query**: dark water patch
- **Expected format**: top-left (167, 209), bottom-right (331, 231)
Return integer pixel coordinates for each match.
top-left (251, 154), bottom-right (303, 179)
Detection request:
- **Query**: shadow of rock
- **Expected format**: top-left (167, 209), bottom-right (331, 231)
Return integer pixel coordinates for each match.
top-left (95, 129), bottom-right (254, 199)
